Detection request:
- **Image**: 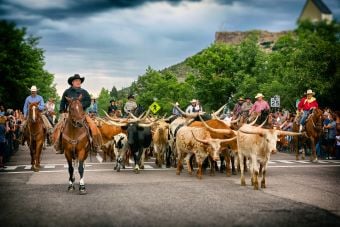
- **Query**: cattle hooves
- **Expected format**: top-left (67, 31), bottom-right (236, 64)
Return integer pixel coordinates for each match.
top-left (261, 183), bottom-right (266, 188)
top-left (79, 185), bottom-right (87, 195)
top-left (68, 185), bottom-right (75, 192)
top-left (232, 170), bottom-right (237, 175)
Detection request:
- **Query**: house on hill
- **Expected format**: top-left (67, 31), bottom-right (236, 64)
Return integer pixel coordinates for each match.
top-left (298, 0), bottom-right (333, 23)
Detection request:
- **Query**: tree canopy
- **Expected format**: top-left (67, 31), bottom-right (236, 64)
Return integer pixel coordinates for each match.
top-left (0, 20), bottom-right (58, 111)
top-left (120, 20), bottom-right (339, 115)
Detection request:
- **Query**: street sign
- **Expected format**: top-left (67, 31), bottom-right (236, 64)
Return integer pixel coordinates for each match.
top-left (149, 101), bottom-right (161, 114)
top-left (270, 95), bottom-right (280, 108)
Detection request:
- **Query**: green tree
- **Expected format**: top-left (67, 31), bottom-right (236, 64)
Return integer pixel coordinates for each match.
top-left (0, 20), bottom-right (58, 110)
top-left (96, 88), bottom-right (111, 117)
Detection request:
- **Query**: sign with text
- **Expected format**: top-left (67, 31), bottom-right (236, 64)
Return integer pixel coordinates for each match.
top-left (270, 95), bottom-right (280, 108)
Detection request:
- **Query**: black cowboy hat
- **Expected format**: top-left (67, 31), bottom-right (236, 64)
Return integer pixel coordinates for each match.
top-left (128, 94), bottom-right (134, 99)
top-left (68, 74), bottom-right (85, 85)
top-left (110, 98), bottom-right (116, 103)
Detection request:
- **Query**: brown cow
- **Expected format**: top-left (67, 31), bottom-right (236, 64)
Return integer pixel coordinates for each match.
top-left (96, 118), bottom-right (126, 162)
top-left (152, 120), bottom-right (169, 168)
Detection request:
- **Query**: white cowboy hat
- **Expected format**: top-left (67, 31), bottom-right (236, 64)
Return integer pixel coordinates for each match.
top-left (306, 89), bottom-right (315, 95)
top-left (190, 99), bottom-right (197, 103)
top-left (175, 102), bottom-right (179, 106)
top-left (30, 85), bottom-right (38, 92)
top-left (255, 93), bottom-right (264, 99)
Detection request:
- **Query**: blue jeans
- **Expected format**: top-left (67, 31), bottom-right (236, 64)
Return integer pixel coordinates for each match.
top-left (300, 110), bottom-right (309, 125)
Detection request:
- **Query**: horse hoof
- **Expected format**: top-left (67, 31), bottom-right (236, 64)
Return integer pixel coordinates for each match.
top-left (232, 170), bottom-right (237, 175)
top-left (68, 185), bottom-right (75, 192)
top-left (79, 185), bottom-right (87, 195)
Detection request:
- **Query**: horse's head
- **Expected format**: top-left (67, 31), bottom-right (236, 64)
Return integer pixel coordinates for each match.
top-left (66, 95), bottom-right (85, 128)
top-left (310, 108), bottom-right (323, 133)
top-left (28, 102), bottom-right (41, 123)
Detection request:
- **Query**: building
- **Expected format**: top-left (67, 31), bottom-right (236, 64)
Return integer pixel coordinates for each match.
top-left (298, 0), bottom-right (333, 23)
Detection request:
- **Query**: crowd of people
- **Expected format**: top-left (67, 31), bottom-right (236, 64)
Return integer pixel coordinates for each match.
top-left (0, 74), bottom-right (339, 168)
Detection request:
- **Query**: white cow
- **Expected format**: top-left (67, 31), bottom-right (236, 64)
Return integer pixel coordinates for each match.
top-left (236, 124), bottom-right (301, 189)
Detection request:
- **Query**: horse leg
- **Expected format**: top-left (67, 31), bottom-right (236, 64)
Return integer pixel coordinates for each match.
top-left (78, 160), bottom-right (87, 194)
top-left (33, 140), bottom-right (43, 172)
top-left (67, 159), bottom-right (75, 191)
top-left (310, 137), bottom-right (318, 163)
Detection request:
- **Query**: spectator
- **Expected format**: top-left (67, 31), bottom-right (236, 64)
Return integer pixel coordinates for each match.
top-left (0, 116), bottom-right (7, 168)
top-left (324, 113), bottom-right (336, 159)
top-left (194, 100), bottom-right (203, 112)
top-left (0, 105), bottom-right (5, 116)
top-left (336, 129), bottom-right (340, 160)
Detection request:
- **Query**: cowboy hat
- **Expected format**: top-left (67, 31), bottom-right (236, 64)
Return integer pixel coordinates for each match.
top-left (255, 93), bottom-right (264, 99)
top-left (30, 85), bottom-right (38, 92)
top-left (190, 99), bottom-right (197, 103)
top-left (175, 102), bottom-right (179, 106)
top-left (110, 98), bottom-right (116, 103)
top-left (306, 89), bottom-right (315, 95)
top-left (238, 97), bottom-right (244, 101)
top-left (68, 74), bottom-right (85, 85)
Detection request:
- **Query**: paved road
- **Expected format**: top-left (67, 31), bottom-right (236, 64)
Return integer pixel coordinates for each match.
top-left (0, 145), bottom-right (339, 226)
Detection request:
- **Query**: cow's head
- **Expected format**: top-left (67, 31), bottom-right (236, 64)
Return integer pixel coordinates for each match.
top-left (191, 130), bottom-right (237, 161)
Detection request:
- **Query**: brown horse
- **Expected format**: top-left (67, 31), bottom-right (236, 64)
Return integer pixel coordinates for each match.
top-left (26, 102), bottom-right (46, 171)
top-left (293, 108), bottom-right (323, 162)
top-left (62, 95), bottom-right (90, 195)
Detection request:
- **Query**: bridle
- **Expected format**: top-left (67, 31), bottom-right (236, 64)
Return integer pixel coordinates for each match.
top-left (67, 100), bottom-right (85, 128)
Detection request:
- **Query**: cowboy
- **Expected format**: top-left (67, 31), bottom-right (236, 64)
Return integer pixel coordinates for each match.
top-left (297, 89), bottom-right (318, 132)
top-left (172, 102), bottom-right (181, 116)
top-left (123, 94), bottom-right (137, 116)
top-left (185, 99), bottom-right (199, 114)
top-left (249, 93), bottom-right (270, 115)
top-left (53, 74), bottom-right (102, 154)
top-left (108, 98), bottom-right (118, 116)
top-left (45, 97), bottom-right (56, 125)
top-left (233, 97), bottom-right (244, 118)
top-left (22, 86), bottom-right (52, 134)
top-left (241, 97), bottom-right (253, 117)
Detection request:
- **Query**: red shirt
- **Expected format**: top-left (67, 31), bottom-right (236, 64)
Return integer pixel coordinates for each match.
top-left (298, 97), bottom-right (318, 111)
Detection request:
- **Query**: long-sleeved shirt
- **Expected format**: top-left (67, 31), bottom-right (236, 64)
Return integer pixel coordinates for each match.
top-left (23, 95), bottom-right (45, 117)
top-left (249, 100), bottom-right (270, 114)
top-left (59, 87), bottom-right (91, 112)
top-left (298, 97), bottom-right (318, 111)
top-left (124, 100), bottom-right (137, 114)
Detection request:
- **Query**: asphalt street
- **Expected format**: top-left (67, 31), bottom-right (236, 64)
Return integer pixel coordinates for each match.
top-left (0, 145), bottom-right (339, 227)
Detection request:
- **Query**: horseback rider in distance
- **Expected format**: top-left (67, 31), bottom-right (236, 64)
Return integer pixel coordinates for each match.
top-left (297, 89), bottom-right (319, 132)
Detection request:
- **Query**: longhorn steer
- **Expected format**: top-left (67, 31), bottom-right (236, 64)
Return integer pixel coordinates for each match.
top-left (236, 124), bottom-right (301, 190)
top-left (97, 118), bottom-right (126, 162)
top-left (152, 120), bottom-right (169, 168)
top-left (176, 126), bottom-right (236, 179)
top-left (113, 133), bottom-right (128, 172)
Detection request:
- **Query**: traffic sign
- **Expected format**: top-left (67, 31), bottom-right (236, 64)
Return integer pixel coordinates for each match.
top-left (270, 95), bottom-right (280, 108)
top-left (149, 101), bottom-right (161, 114)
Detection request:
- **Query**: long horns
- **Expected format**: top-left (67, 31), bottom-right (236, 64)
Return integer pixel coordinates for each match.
top-left (198, 115), bottom-right (234, 135)
top-left (191, 131), bottom-right (237, 145)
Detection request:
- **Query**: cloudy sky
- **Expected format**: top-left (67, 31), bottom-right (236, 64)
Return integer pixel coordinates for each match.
top-left (1, 0), bottom-right (339, 96)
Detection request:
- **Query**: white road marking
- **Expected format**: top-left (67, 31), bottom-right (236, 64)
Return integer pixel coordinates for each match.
top-left (3, 166), bottom-right (17, 170)
top-left (295, 160), bottom-right (310, 164)
top-left (24, 165), bottom-right (31, 170)
top-left (44, 165), bottom-right (55, 169)
top-left (276, 160), bottom-right (294, 164)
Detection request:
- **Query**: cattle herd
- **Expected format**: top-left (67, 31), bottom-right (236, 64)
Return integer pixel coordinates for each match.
top-left (93, 104), bottom-right (302, 190)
